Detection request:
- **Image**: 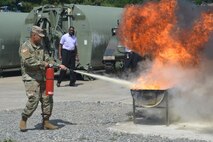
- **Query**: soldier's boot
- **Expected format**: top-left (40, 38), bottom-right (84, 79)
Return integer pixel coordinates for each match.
top-left (44, 119), bottom-right (58, 130)
top-left (19, 116), bottom-right (27, 132)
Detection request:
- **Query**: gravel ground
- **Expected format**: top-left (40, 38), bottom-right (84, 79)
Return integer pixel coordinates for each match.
top-left (0, 101), bottom-right (208, 142)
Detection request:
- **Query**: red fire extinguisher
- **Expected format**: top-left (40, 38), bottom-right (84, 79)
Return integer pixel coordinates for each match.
top-left (46, 64), bottom-right (54, 96)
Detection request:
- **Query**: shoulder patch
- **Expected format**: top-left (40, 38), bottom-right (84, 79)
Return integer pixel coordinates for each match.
top-left (21, 47), bottom-right (31, 59)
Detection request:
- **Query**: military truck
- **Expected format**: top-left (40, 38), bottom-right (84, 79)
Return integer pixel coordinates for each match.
top-left (102, 27), bottom-right (126, 73)
top-left (102, 27), bottom-right (144, 73)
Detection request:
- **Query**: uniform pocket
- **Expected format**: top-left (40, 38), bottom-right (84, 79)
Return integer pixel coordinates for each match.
top-left (24, 81), bottom-right (39, 97)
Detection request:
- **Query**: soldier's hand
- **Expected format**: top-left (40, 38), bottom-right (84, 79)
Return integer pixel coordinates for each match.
top-left (59, 64), bottom-right (67, 70)
top-left (59, 55), bottom-right (62, 61)
top-left (44, 62), bottom-right (49, 67)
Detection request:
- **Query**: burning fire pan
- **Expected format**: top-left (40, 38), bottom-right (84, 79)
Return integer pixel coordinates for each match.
top-left (130, 89), bottom-right (169, 125)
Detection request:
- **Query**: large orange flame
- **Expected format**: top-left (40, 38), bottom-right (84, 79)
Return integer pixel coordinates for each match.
top-left (118, 0), bottom-right (213, 90)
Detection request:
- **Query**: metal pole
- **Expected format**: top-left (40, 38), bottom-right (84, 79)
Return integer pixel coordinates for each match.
top-left (166, 91), bottom-right (169, 126)
top-left (132, 96), bottom-right (136, 123)
top-left (40, 86), bottom-right (45, 129)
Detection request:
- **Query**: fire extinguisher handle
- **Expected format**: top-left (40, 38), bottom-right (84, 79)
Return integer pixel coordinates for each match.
top-left (48, 64), bottom-right (53, 68)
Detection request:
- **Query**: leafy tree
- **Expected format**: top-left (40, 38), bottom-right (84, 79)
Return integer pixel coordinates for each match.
top-left (0, 0), bottom-right (212, 12)
top-left (195, 0), bottom-right (204, 4)
top-left (193, 0), bottom-right (213, 4)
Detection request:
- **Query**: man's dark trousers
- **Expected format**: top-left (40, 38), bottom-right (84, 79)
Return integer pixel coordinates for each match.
top-left (58, 49), bottom-right (76, 85)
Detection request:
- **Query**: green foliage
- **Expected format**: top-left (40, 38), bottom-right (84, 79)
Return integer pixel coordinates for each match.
top-left (194, 0), bottom-right (213, 4)
top-left (194, 0), bottom-right (203, 4)
top-left (0, 0), bottom-right (143, 12)
top-left (0, 0), bottom-right (212, 12)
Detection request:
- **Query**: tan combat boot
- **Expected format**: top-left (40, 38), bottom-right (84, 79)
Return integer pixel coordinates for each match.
top-left (44, 120), bottom-right (58, 130)
top-left (19, 116), bottom-right (27, 132)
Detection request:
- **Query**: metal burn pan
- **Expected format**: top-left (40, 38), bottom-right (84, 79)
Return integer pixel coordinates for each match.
top-left (130, 89), bottom-right (169, 125)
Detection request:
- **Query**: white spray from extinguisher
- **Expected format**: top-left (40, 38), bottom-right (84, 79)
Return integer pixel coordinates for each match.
top-left (74, 70), bottom-right (133, 88)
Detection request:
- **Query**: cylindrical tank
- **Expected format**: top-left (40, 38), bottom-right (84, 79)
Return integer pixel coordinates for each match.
top-left (70, 4), bottom-right (123, 70)
top-left (46, 66), bottom-right (54, 96)
top-left (0, 12), bottom-right (28, 70)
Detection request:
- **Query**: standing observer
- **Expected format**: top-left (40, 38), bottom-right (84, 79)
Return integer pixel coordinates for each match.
top-left (19, 25), bottom-right (66, 132)
top-left (57, 26), bottom-right (79, 87)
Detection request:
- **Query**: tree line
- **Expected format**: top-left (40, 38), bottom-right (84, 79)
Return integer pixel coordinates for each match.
top-left (0, 0), bottom-right (212, 12)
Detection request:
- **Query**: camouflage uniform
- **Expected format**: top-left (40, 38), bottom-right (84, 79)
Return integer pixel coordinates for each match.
top-left (19, 40), bottom-right (59, 119)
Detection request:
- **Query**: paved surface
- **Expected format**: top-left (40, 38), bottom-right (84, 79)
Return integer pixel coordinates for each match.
top-left (0, 76), bottom-right (132, 111)
top-left (0, 75), bottom-right (213, 142)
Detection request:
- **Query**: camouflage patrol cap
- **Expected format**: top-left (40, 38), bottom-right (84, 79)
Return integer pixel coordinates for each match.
top-left (32, 26), bottom-right (45, 37)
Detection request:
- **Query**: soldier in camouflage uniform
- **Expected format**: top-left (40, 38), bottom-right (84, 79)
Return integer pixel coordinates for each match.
top-left (19, 26), bottom-right (66, 132)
